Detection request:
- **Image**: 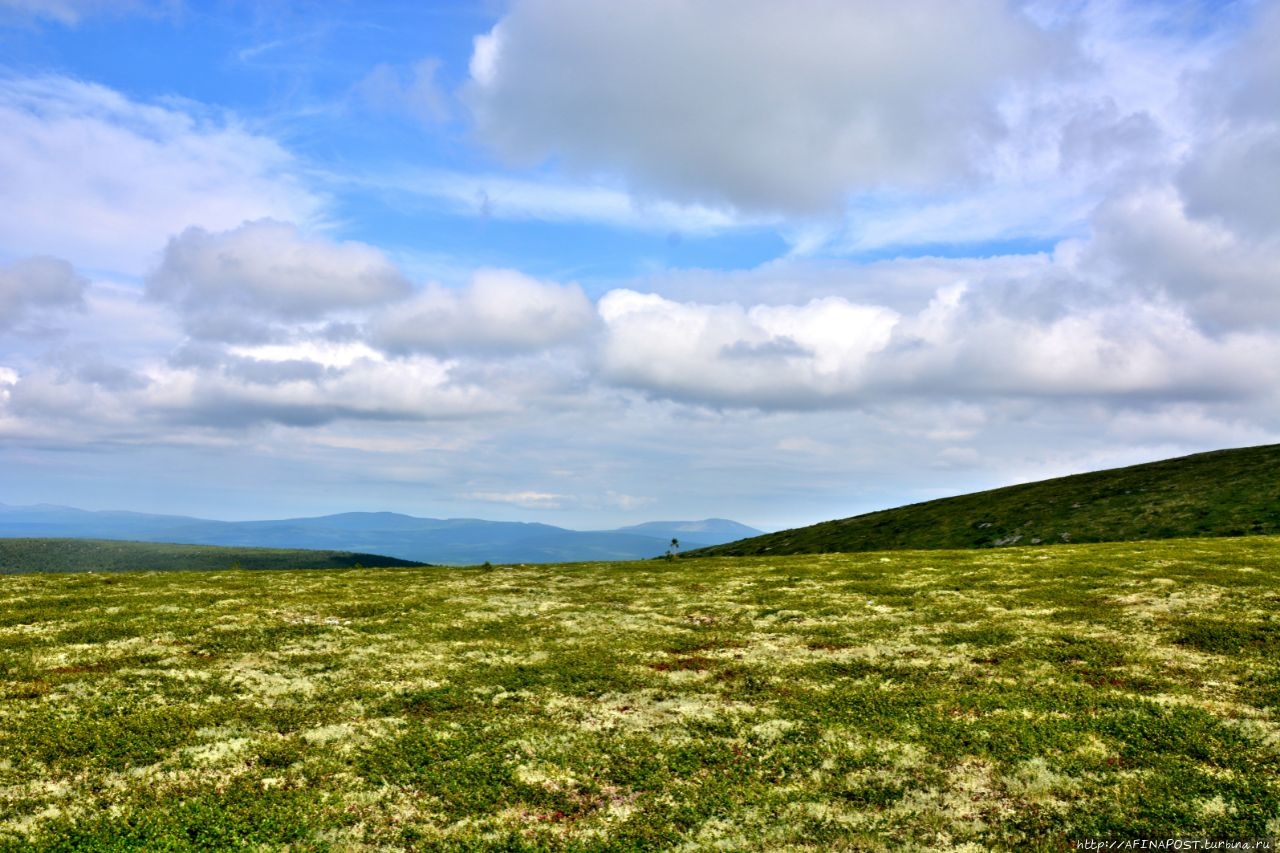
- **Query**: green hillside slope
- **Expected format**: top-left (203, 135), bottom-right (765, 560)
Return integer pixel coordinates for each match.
top-left (690, 443), bottom-right (1280, 557)
top-left (0, 538), bottom-right (428, 574)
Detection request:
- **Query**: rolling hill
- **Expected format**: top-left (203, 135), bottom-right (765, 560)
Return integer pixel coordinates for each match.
top-left (688, 443), bottom-right (1280, 557)
top-left (0, 538), bottom-right (428, 574)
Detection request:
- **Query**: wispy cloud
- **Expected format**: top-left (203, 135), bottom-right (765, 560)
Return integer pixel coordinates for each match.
top-left (0, 75), bottom-right (323, 275)
top-left (350, 168), bottom-right (765, 234)
top-left (467, 490), bottom-right (567, 510)
top-left (0, 0), bottom-right (173, 26)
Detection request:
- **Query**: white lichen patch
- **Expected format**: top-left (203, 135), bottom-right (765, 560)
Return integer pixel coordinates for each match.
top-left (182, 736), bottom-right (252, 766)
top-left (2, 804), bottom-right (69, 837)
top-left (226, 657), bottom-right (317, 697)
top-left (680, 816), bottom-right (752, 851)
top-left (456, 649), bottom-right (549, 667)
top-left (560, 690), bottom-right (753, 734)
top-left (513, 762), bottom-right (579, 792)
top-left (656, 669), bottom-right (712, 686)
top-left (749, 718), bottom-right (796, 743)
top-left (1074, 734), bottom-right (1114, 759)
top-left (1003, 757), bottom-right (1077, 805)
top-left (738, 632), bottom-right (815, 662)
top-left (1223, 718), bottom-right (1280, 752)
top-left (887, 758), bottom-right (1009, 834)
top-left (0, 776), bottom-right (74, 804)
top-left (841, 738), bottom-right (929, 771)
top-left (1198, 794), bottom-right (1230, 817)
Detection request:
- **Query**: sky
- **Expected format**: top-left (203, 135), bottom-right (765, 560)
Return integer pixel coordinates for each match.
top-left (0, 0), bottom-right (1278, 531)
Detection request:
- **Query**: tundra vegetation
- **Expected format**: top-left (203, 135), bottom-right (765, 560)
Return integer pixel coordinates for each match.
top-left (1, 537), bottom-right (1277, 850)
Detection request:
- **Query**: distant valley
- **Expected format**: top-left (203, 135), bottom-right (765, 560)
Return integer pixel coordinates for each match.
top-left (0, 505), bottom-right (762, 565)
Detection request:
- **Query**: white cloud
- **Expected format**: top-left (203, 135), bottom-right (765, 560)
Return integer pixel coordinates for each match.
top-left (467, 490), bottom-right (567, 510)
top-left (602, 491), bottom-right (654, 512)
top-left (1179, 125), bottom-right (1280, 242)
top-left (595, 241), bottom-right (1280, 411)
top-left (1174, 2), bottom-right (1280, 244)
top-left (373, 268), bottom-right (596, 355)
top-left (226, 340), bottom-right (384, 370)
top-left (1104, 404), bottom-right (1278, 449)
top-left (359, 168), bottom-right (755, 234)
top-left (147, 220), bottom-right (411, 339)
top-left (0, 366), bottom-right (17, 408)
top-left (0, 0), bottom-right (168, 25)
top-left (146, 356), bottom-right (506, 428)
top-left (826, 0), bottom-right (1222, 258)
top-left (881, 283), bottom-right (1280, 399)
top-left (0, 76), bottom-right (322, 275)
top-left (1189, 0), bottom-right (1280, 126)
top-left (0, 256), bottom-right (86, 329)
top-left (464, 0), bottom-right (1053, 215)
top-left (352, 58), bottom-right (450, 125)
top-left (597, 290), bottom-right (899, 407)
top-left (4, 349), bottom-right (509, 434)
top-left (839, 183), bottom-right (1095, 255)
top-left (1084, 187), bottom-right (1280, 332)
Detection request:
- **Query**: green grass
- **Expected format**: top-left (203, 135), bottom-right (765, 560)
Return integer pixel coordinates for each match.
top-left (1, 538), bottom-right (1278, 850)
top-left (689, 443), bottom-right (1280, 557)
top-left (0, 538), bottom-right (426, 574)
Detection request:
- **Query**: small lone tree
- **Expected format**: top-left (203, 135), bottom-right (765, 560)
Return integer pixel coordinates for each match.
top-left (665, 538), bottom-right (680, 561)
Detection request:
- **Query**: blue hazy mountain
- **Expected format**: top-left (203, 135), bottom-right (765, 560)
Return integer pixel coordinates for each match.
top-left (0, 504), bottom-right (763, 564)
top-left (609, 519), bottom-right (765, 545)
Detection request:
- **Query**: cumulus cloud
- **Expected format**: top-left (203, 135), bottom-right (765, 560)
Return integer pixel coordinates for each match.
top-left (1080, 187), bottom-right (1280, 332)
top-left (373, 268), bottom-right (596, 355)
top-left (879, 281), bottom-right (1279, 400)
top-left (465, 0), bottom-right (1052, 214)
top-left (0, 256), bottom-right (86, 329)
top-left (594, 245), bottom-right (1280, 411)
top-left (147, 220), bottom-right (411, 340)
top-left (0, 76), bottom-right (321, 274)
top-left (597, 290), bottom-right (899, 407)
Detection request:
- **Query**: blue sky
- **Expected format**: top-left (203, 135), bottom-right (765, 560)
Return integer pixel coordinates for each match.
top-left (1, 0), bottom-right (1277, 530)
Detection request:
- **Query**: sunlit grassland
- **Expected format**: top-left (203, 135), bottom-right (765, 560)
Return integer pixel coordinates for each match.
top-left (1, 538), bottom-right (1278, 851)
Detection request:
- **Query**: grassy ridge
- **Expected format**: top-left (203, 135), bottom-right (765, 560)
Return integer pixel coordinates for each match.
top-left (0, 538), bottom-right (427, 574)
top-left (1, 538), bottom-right (1277, 849)
top-left (690, 443), bottom-right (1280, 557)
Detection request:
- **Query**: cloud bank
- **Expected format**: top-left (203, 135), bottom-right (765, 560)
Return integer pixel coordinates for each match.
top-left (465, 0), bottom-right (1053, 214)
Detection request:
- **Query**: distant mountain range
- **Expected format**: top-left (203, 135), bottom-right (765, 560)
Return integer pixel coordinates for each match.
top-left (0, 504), bottom-right (762, 564)
top-left (688, 443), bottom-right (1280, 557)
